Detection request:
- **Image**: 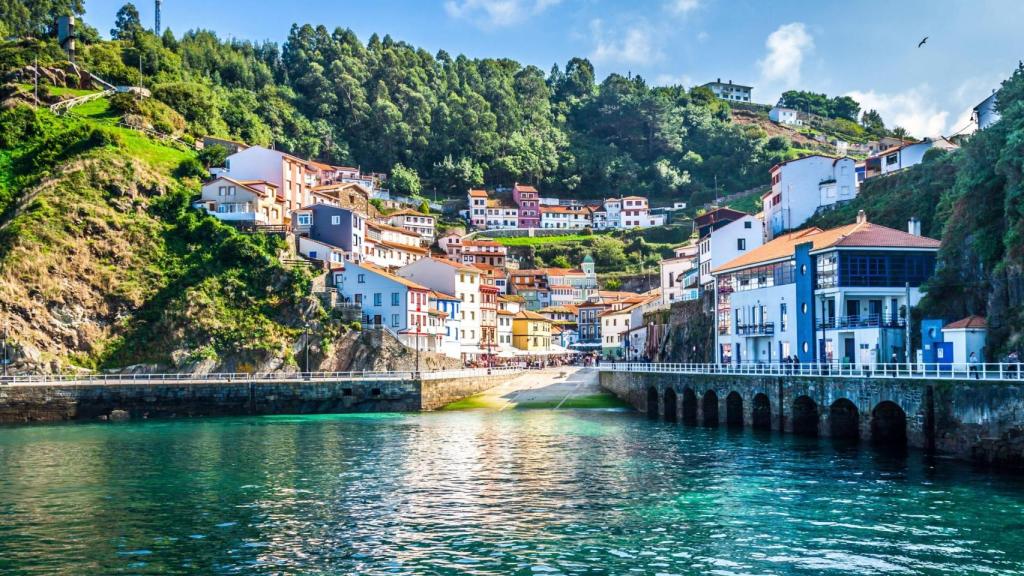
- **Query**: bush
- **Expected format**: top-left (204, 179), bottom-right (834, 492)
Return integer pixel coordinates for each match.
top-left (175, 157), bottom-right (207, 179)
top-left (348, 321), bottom-right (362, 332)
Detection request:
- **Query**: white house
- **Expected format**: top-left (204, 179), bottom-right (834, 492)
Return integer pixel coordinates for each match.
top-left (468, 189), bottom-right (489, 229)
top-left (763, 155), bottom-right (858, 241)
top-left (698, 214), bottom-right (763, 288)
top-left (364, 221), bottom-right (427, 268)
top-left (973, 91), bottom-right (1000, 131)
top-left (769, 106), bottom-right (802, 126)
top-left (942, 315), bottom-right (987, 364)
top-left (398, 258), bottom-right (484, 361)
top-left (429, 290), bottom-right (462, 359)
top-left (331, 260), bottom-right (433, 351)
top-left (876, 137), bottom-right (959, 176)
top-left (713, 212), bottom-right (941, 367)
top-left (194, 176), bottom-right (285, 225)
top-left (702, 79), bottom-right (753, 102)
top-left (594, 196), bottom-right (664, 230)
top-left (387, 209), bottom-right (435, 243)
top-left (485, 198), bottom-right (520, 229)
top-left (214, 146), bottom-right (319, 217)
top-left (660, 244), bottom-right (699, 306)
top-left (540, 205), bottom-right (593, 229)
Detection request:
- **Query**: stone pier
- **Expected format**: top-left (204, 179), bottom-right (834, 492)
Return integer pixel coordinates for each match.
top-left (0, 372), bottom-right (520, 424)
top-left (600, 370), bottom-right (1024, 469)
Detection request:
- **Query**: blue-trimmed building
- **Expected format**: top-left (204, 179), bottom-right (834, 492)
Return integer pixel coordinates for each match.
top-left (712, 212), bottom-right (941, 367)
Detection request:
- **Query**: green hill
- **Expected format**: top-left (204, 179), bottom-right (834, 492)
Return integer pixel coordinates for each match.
top-left (804, 63), bottom-right (1024, 356)
top-left (0, 101), bottom-right (320, 373)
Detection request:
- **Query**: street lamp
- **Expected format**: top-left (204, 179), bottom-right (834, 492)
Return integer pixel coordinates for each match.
top-left (303, 321), bottom-right (312, 375)
top-left (2, 324), bottom-right (8, 379)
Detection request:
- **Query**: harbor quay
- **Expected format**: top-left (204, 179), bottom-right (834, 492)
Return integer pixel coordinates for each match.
top-left (0, 369), bottom-right (522, 423)
top-left (599, 364), bottom-right (1024, 469)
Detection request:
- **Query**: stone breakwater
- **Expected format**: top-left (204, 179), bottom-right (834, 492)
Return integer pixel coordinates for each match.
top-left (0, 373), bottom-right (521, 423)
top-left (600, 370), bottom-right (1024, 469)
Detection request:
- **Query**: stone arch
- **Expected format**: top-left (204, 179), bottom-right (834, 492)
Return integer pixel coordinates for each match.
top-left (646, 386), bottom-right (659, 419)
top-left (752, 393), bottom-right (772, 430)
top-left (871, 401), bottom-right (907, 447)
top-left (829, 398), bottom-right (860, 440)
top-left (663, 388), bottom-right (678, 422)
top-left (726, 391), bottom-right (744, 428)
top-left (792, 395), bottom-right (819, 437)
top-left (682, 388), bottom-right (697, 425)
top-left (702, 390), bottom-right (719, 427)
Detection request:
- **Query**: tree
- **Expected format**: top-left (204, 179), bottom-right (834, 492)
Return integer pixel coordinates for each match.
top-left (390, 163), bottom-right (421, 196)
top-left (891, 126), bottom-right (911, 140)
top-left (861, 109), bottom-right (885, 134)
top-left (111, 3), bottom-right (142, 41)
top-left (197, 144), bottom-right (228, 169)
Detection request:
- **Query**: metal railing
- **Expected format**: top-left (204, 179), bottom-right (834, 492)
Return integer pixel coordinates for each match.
top-left (817, 314), bottom-right (905, 329)
top-left (598, 362), bottom-right (1024, 381)
top-left (735, 322), bottom-right (775, 336)
top-left (1, 367), bottom-right (522, 386)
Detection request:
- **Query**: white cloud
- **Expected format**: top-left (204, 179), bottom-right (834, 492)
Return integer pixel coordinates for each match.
top-left (654, 73), bottom-right (694, 87)
top-left (696, 31), bottom-right (710, 42)
top-left (589, 19), bottom-right (662, 65)
top-left (444, 0), bottom-right (561, 28)
top-left (758, 22), bottom-right (814, 87)
top-left (845, 87), bottom-right (950, 138)
top-left (666, 0), bottom-right (701, 15)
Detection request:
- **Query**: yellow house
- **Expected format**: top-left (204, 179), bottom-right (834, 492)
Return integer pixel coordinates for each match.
top-left (512, 310), bottom-right (552, 351)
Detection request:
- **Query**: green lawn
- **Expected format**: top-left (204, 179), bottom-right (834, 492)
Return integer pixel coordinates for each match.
top-left (440, 394), bottom-right (508, 410)
top-left (727, 191), bottom-right (763, 214)
top-left (492, 234), bottom-right (596, 246)
top-left (47, 86), bottom-right (101, 98)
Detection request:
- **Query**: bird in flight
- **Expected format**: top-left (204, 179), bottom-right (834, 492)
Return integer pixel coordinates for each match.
top-left (918, 36), bottom-right (928, 48)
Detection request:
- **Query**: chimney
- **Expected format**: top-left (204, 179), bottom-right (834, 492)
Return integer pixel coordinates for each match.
top-left (856, 210), bottom-right (867, 224)
top-left (908, 217), bottom-right (921, 236)
top-left (717, 77), bottom-right (721, 83)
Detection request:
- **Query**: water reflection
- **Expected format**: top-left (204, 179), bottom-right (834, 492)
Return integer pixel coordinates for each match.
top-left (0, 411), bottom-right (1023, 574)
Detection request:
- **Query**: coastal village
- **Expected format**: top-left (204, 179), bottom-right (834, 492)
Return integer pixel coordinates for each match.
top-left (190, 79), bottom-right (1001, 369)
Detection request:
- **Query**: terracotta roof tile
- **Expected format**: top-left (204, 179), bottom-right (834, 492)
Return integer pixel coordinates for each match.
top-left (944, 315), bottom-right (987, 330)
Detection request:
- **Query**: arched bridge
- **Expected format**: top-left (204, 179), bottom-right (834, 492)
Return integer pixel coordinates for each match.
top-left (599, 363), bottom-right (1024, 469)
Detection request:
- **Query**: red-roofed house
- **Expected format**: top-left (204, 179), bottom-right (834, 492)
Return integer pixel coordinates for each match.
top-left (713, 211), bottom-right (941, 367)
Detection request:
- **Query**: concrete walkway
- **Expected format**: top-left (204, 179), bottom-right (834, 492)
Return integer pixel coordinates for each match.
top-left (450, 367), bottom-right (612, 410)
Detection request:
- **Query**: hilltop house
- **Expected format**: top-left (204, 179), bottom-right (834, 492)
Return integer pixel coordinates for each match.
top-left (973, 91), bottom-right (1000, 130)
top-left (769, 106), bottom-right (802, 126)
top-left (513, 183), bottom-right (541, 228)
top-left (194, 176), bottom-right (285, 226)
top-left (387, 209), bottom-right (435, 243)
top-left (763, 155), bottom-right (858, 241)
top-left (874, 137), bottom-right (959, 176)
top-left (702, 78), bottom-right (753, 102)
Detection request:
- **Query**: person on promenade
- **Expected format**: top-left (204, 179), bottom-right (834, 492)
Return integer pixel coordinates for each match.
top-left (969, 352), bottom-right (980, 379)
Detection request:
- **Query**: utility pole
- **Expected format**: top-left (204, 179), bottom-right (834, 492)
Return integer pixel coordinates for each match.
top-left (155, 0), bottom-right (162, 36)
top-left (2, 324), bottom-right (8, 379)
top-left (304, 322), bottom-right (310, 374)
top-left (905, 281), bottom-right (912, 368)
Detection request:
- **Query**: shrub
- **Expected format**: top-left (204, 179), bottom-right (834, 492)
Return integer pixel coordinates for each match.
top-left (174, 157), bottom-right (207, 179)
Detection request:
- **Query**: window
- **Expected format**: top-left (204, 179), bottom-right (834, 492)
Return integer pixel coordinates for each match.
top-left (780, 303), bottom-right (788, 332)
top-left (391, 292), bottom-right (400, 306)
top-left (392, 314), bottom-right (399, 327)
top-left (744, 221), bottom-right (752, 229)
top-left (886, 153), bottom-right (899, 166)
top-left (737, 238), bottom-right (747, 250)
top-left (297, 213), bottom-right (311, 226)
top-left (358, 274), bottom-right (366, 284)
top-left (374, 293), bottom-right (382, 306)
top-left (331, 215), bottom-right (341, 225)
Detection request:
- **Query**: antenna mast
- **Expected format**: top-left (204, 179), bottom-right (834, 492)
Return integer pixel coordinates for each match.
top-left (155, 0), bottom-right (162, 35)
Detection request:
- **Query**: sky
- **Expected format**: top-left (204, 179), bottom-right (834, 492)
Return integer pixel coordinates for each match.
top-left (81, 0), bottom-right (1024, 137)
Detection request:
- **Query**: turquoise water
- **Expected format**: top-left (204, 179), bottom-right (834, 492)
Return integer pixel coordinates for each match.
top-left (1, 410), bottom-right (1024, 575)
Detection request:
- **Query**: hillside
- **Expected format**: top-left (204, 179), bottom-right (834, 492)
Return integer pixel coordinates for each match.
top-left (804, 63), bottom-right (1024, 356)
top-left (0, 97), bottom-right (325, 373)
top-left (1, 3), bottom-right (851, 208)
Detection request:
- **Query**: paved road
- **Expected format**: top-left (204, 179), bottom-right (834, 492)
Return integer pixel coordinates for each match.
top-left (469, 367), bottom-right (603, 410)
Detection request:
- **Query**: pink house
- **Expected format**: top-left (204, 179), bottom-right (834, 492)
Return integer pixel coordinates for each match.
top-left (513, 183), bottom-right (540, 228)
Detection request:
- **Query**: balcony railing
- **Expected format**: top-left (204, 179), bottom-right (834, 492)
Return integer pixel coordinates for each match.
top-left (598, 362), bottom-right (1024, 382)
top-left (817, 314), bottom-right (905, 329)
top-left (735, 322), bottom-right (775, 336)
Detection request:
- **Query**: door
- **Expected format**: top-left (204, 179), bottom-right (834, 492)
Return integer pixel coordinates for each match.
top-left (846, 299), bottom-right (859, 326)
top-left (844, 337), bottom-right (855, 364)
top-left (869, 299), bottom-right (883, 325)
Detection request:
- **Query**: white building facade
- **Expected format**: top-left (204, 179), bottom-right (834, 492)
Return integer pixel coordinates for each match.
top-left (763, 155), bottom-right (858, 241)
